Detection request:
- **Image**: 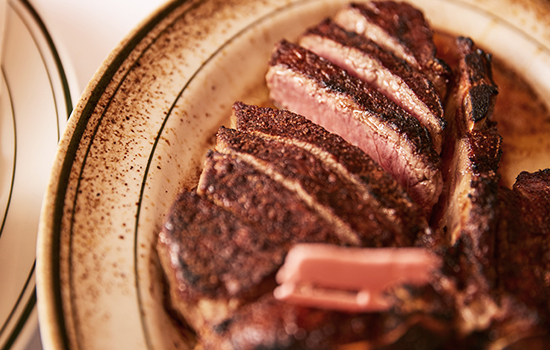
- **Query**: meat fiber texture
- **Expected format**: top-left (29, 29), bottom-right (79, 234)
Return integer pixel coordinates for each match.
top-left (156, 1), bottom-right (550, 349)
top-left (266, 40), bottom-right (442, 211)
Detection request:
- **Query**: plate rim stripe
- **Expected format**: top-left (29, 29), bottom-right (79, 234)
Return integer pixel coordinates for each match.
top-left (0, 67), bottom-right (17, 242)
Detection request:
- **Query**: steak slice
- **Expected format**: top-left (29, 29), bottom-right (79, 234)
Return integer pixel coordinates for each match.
top-left (333, 1), bottom-right (452, 98)
top-left (197, 151), bottom-right (342, 248)
top-left (232, 102), bottom-right (429, 247)
top-left (266, 39), bottom-right (442, 211)
top-left (299, 19), bottom-right (446, 152)
top-left (157, 190), bottom-right (281, 334)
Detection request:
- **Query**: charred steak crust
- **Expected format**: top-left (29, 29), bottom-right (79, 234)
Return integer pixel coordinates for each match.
top-left (456, 37), bottom-right (499, 131)
top-left (232, 102), bottom-right (429, 243)
top-left (267, 39), bottom-right (442, 209)
top-left (217, 127), bottom-right (388, 246)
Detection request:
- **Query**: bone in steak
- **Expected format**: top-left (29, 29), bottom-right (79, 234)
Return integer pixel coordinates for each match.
top-left (333, 1), bottom-right (452, 99)
top-left (422, 36), bottom-right (506, 340)
top-left (157, 1), bottom-right (550, 349)
top-left (299, 18), bottom-right (446, 153)
top-left (431, 37), bottom-right (501, 294)
top-left (266, 39), bottom-right (442, 210)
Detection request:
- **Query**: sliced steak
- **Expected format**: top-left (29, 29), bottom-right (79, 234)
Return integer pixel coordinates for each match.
top-left (266, 39), bottom-right (442, 210)
top-left (215, 125), bottom-right (420, 247)
top-left (232, 102), bottom-right (429, 247)
top-left (299, 19), bottom-right (446, 152)
top-left (159, 149), bottom-right (430, 350)
top-left (159, 155), bottom-right (349, 346)
top-left (333, 1), bottom-right (452, 98)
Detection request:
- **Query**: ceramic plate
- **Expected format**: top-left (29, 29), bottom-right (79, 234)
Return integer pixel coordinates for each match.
top-left (36, 0), bottom-right (550, 349)
top-left (0, 0), bottom-right (73, 349)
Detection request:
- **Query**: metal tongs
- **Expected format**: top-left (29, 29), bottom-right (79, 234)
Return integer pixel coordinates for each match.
top-left (274, 243), bottom-right (441, 312)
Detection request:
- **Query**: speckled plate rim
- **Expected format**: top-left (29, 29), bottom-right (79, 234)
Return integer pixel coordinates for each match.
top-left (36, 1), bottom-right (189, 348)
top-left (35, 0), bottom-right (550, 350)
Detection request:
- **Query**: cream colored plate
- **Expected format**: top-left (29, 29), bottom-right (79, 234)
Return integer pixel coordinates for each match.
top-left (0, 0), bottom-right (72, 349)
top-left (36, 0), bottom-right (550, 349)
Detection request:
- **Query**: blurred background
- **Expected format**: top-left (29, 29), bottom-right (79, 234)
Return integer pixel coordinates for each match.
top-left (0, 1), bottom-right (165, 349)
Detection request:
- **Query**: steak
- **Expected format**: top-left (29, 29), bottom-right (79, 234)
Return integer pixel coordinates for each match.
top-left (299, 18), bottom-right (446, 152)
top-left (333, 1), bottom-right (452, 98)
top-left (266, 39), bottom-right (442, 210)
top-left (158, 102), bottom-right (433, 349)
top-left (157, 2), bottom-right (550, 349)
